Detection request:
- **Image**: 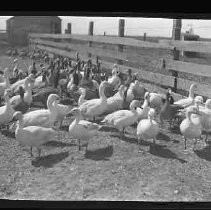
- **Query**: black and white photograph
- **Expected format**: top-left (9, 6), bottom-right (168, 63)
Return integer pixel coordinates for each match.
top-left (0, 14), bottom-right (211, 204)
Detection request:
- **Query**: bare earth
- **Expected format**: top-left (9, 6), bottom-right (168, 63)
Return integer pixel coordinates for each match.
top-left (0, 45), bottom-right (211, 201)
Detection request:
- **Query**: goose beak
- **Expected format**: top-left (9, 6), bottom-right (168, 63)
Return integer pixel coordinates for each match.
top-left (66, 111), bottom-right (73, 118)
top-left (192, 111), bottom-right (202, 116)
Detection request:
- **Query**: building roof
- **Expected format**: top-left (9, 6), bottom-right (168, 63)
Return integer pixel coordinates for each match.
top-left (7, 16), bottom-right (61, 22)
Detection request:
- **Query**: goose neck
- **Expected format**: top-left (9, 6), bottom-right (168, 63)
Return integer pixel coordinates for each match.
top-left (189, 87), bottom-right (195, 98)
top-left (186, 112), bottom-right (193, 123)
top-left (4, 73), bottom-right (10, 86)
top-left (99, 84), bottom-right (107, 100)
top-left (47, 99), bottom-right (58, 112)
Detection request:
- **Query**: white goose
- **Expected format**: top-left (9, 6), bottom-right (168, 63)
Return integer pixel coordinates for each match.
top-left (174, 83), bottom-right (197, 108)
top-left (180, 106), bottom-right (202, 152)
top-left (137, 92), bottom-right (151, 122)
top-left (11, 74), bottom-right (35, 94)
top-left (78, 87), bottom-right (87, 106)
top-left (137, 108), bottom-right (159, 151)
top-left (68, 108), bottom-right (102, 152)
top-left (0, 68), bottom-right (10, 97)
top-left (108, 67), bottom-right (121, 90)
top-left (101, 100), bottom-right (140, 137)
top-left (19, 94), bottom-right (60, 128)
top-left (12, 111), bottom-right (56, 157)
top-left (126, 82), bottom-right (136, 103)
top-left (54, 100), bottom-right (72, 128)
top-left (106, 85), bottom-right (127, 114)
top-left (79, 81), bottom-right (110, 121)
top-left (0, 89), bottom-right (15, 128)
top-left (33, 75), bottom-right (46, 89)
top-left (9, 77), bottom-right (33, 106)
top-left (197, 99), bottom-right (211, 145)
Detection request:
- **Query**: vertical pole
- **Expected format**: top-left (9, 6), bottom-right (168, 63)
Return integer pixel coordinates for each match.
top-left (104, 31), bottom-right (106, 36)
top-left (171, 19), bottom-right (182, 92)
top-left (88, 21), bottom-right (94, 58)
top-left (67, 23), bottom-right (72, 34)
top-left (143, 32), bottom-right (146, 41)
top-left (118, 19), bottom-right (125, 65)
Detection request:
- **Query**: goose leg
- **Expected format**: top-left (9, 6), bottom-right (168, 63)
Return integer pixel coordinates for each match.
top-left (193, 138), bottom-right (198, 151)
top-left (153, 138), bottom-right (156, 146)
top-left (59, 119), bottom-right (63, 129)
top-left (37, 148), bottom-right (41, 158)
top-left (138, 137), bottom-right (145, 153)
top-left (119, 130), bottom-right (124, 139)
top-left (30, 147), bottom-right (33, 157)
top-left (85, 142), bottom-right (89, 153)
top-left (138, 136), bottom-right (141, 151)
top-left (78, 139), bottom-right (81, 151)
top-left (184, 138), bottom-right (188, 152)
top-left (204, 133), bottom-right (209, 147)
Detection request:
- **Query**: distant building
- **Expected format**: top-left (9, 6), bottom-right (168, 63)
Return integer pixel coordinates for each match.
top-left (181, 30), bottom-right (200, 57)
top-left (6, 16), bottom-right (61, 46)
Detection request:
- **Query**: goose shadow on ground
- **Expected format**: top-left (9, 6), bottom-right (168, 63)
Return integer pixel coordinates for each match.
top-left (109, 133), bottom-right (151, 146)
top-left (44, 140), bottom-right (77, 148)
top-left (32, 151), bottom-right (69, 168)
top-left (0, 129), bottom-right (15, 139)
top-left (169, 125), bottom-right (181, 135)
top-left (156, 132), bottom-right (171, 142)
top-left (85, 145), bottom-right (113, 161)
top-left (148, 143), bottom-right (187, 164)
top-left (194, 143), bottom-right (211, 161)
top-left (59, 125), bottom-right (69, 132)
top-left (99, 125), bottom-right (119, 133)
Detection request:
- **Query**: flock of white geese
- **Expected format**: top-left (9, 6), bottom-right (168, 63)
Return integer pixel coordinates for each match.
top-left (0, 61), bottom-right (211, 159)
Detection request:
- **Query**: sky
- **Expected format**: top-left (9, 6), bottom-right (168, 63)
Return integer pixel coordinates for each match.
top-left (1, 16), bottom-right (211, 38)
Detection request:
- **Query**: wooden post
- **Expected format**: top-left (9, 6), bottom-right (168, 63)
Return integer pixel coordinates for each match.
top-left (118, 19), bottom-right (125, 65)
top-left (171, 19), bottom-right (182, 92)
top-left (143, 32), bottom-right (146, 41)
top-left (88, 21), bottom-right (94, 58)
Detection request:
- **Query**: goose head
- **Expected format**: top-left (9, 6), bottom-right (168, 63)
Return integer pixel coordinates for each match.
top-left (4, 68), bottom-right (10, 77)
top-left (186, 106), bottom-right (201, 119)
top-left (4, 88), bottom-right (11, 99)
top-left (112, 64), bottom-right (120, 76)
top-left (118, 85), bottom-right (127, 95)
top-left (78, 87), bottom-right (86, 95)
top-left (189, 83), bottom-right (197, 98)
top-left (165, 88), bottom-right (174, 104)
top-left (19, 86), bottom-right (25, 99)
top-left (47, 94), bottom-right (60, 105)
top-left (13, 58), bottom-right (18, 64)
top-left (67, 107), bottom-right (81, 117)
top-left (144, 92), bottom-right (150, 102)
top-left (194, 96), bottom-right (204, 108)
top-left (129, 100), bottom-right (140, 111)
top-left (66, 107), bottom-right (83, 120)
top-left (148, 108), bottom-right (156, 119)
top-left (205, 99), bottom-right (211, 109)
top-left (28, 74), bottom-right (35, 82)
top-left (12, 111), bottom-right (23, 122)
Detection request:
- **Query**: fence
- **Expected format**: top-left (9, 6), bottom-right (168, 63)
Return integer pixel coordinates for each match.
top-left (28, 19), bottom-right (211, 100)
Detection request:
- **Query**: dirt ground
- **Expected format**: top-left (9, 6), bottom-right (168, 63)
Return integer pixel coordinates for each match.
top-left (0, 44), bottom-right (211, 201)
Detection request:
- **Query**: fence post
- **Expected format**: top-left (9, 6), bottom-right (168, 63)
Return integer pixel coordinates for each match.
top-left (143, 32), bottom-right (146, 41)
top-left (88, 21), bottom-right (94, 58)
top-left (171, 19), bottom-right (182, 92)
top-left (118, 19), bottom-right (125, 65)
top-left (65, 23), bottom-right (71, 34)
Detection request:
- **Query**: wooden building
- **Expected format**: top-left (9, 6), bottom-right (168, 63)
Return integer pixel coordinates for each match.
top-left (6, 16), bottom-right (61, 46)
